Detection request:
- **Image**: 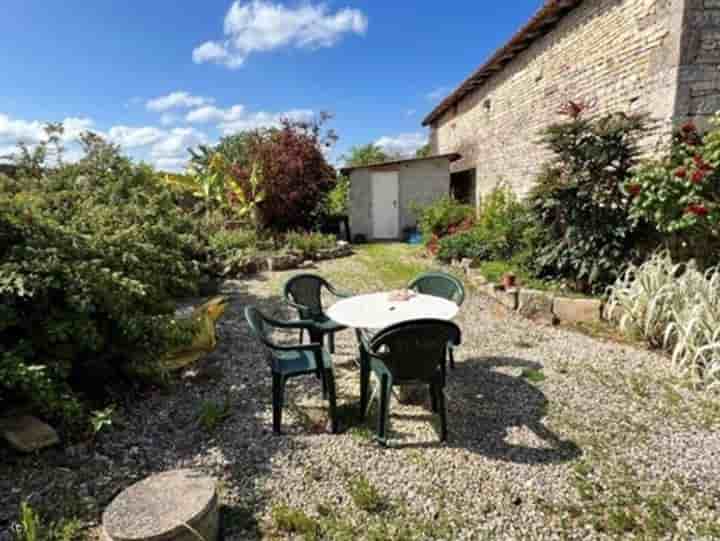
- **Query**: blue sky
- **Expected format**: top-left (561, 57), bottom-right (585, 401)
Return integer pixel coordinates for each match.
top-left (1, 0), bottom-right (543, 170)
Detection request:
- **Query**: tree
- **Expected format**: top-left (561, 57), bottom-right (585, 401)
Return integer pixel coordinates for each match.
top-left (343, 143), bottom-right (390, 167)
top-left (415, 144), bottom-right (432, 158)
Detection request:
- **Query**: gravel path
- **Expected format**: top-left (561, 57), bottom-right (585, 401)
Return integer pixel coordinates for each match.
top-left (2, 245), bottom-right (719, 540)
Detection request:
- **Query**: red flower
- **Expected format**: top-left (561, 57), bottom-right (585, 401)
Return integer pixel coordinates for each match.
top-left (627, 183), bottom-right (641, 197)
top-left (692, 169), bottom-right (706, 184)
top-left (686, 204), bottom-right (709, 217)
top-left (675, 167), bottom-right (687, 179)
top-left (682, 121), bottom-right (697, 134)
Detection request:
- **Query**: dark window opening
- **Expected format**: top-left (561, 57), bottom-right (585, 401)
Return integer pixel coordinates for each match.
top-left (450, 168), bottom-right (476, 205)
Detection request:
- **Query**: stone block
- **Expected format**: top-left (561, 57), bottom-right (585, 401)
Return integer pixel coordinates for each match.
top-left (103, 469), bottom-right (219, 541)
top-left (553, 297), bottom-right (603, 324)
top-left (517, 289), bottom-right (555, 321)
top-left (0, 415), bottom-right (59, 453)
top-left (496, 288), bottom-right (519, 311)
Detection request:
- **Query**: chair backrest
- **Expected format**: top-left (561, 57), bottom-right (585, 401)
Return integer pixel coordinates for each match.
top-left (283, 274), bottom-right (327, 317)
top-left (370, 319), bottom-right (461, 383)
top-left (244, 306), bottom-right (272, 348)
top-left (408, 272), bottom-right (465, 306)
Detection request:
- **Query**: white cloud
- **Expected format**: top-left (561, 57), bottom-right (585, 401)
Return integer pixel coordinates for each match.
top-left (375, 132), bottom-right (428, 157)
top-left (186, 104), bottom-right (246, 124)
top-left (0, 114), bottom-right (94, 145)
top-left (193, 0), bottom-right (368, 69)
top-left (160, 113), bottom-right (178, 126)
top-left (146, 91), bottom-right (214, 112)
top-left (108, 126), bottom-right (166, 148)
top-left (219, 108), bottom-right (314, 134)
top-left (426, 86), bottom-right (452, 102)
top-left (150, 128), bottom-right (208, 169)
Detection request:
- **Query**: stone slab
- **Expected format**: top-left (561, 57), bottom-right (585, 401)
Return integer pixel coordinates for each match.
top-left (0, 415), bottom-right (59, 453)
top-left (553, 297), bottom-right (603, 324)
top-left (517, 289), bottom-right (555, 322)
top-left (103, 469), bottom-right (219, 541)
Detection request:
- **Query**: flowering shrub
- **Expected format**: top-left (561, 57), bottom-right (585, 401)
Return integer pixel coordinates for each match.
top-left (412, 196), bottom-right (475, 252)
top-left (608, 252), bottom-right (720, 389)
top-left (628, 118), bottom-right (720, 264)
top-left (527, 104), bottom-right (649, 292)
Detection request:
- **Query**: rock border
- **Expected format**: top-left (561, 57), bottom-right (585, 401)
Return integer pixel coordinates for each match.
top-left (228, 242), bottom-right (353, 277)
top-left (458, 264), bottom-right (605, 326)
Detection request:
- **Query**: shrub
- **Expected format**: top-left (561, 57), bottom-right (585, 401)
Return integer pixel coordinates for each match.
top-left (436, 185), bottom-right (531, 263)
top-left (323, 174), bottom-right (350, 217)
top-left (628, 118), bottom-right (720, 266)
top-left (208, 228), bottom-right (263, 255)
top-left (527, 103), bottom-right (650, 293)
top-left (412, 196), bottom-right (474, 242)
top-left (0, 129), bottom-right (200, 432)
top-left (284, 231), bottom-right (336, 257)
top-left (608, 251), bottom-right (720, 388)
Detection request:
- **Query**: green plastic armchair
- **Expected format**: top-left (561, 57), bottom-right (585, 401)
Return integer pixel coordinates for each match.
top-left (283, 274), bottom-right (351, 353)
top-left (408, 272), bottom-right (465, 370)
top-left (244, 306), bottom-right (338, 435)
top-left (361, 319), bottom-right (461, 445)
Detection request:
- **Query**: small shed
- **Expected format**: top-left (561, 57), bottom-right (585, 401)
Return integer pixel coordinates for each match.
top-left (341, 153), bottom-right (460, 241)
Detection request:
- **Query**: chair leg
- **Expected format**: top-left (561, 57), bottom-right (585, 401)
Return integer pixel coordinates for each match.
top-left (272, 373), bottom-right (284, 434)
top-left (377, 374), bottom-right (390, 445)
top-left (437, 385), bottom-right (448, 442)
top-left (360, 348), bottom-right (370, 419)
top-left (429, 384), bottom-right (438, 413)
top-left (328, 332), bottom-right (336, 354)
top-left (299, 328), bottom-right (304, 344)
top-left (325, 369), bottom-right (338, 434)
top-left (448, 346), bottom-right (455, 370)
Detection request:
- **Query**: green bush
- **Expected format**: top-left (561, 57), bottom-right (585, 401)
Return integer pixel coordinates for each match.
top-left (526, 103), bottom-right (650, 293)
top-left (323, 175), bottom-right (350, 217)
top-left (0, 130), bottom-right (200, 432)
top-left (284, 231), bottom-right (337, 257)
top-left (412, 196), bottom-right (474, 241)
top-left (436, 185), bottom-right (531, 263)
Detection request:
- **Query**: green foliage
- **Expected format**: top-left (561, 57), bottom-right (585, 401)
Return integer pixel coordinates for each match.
top-left (412, 195), bottom-right (474, 241)
top-left (208, 228), bottom-right (264, 256)
top-left (1, 127), bottom-right (200, 432)
top-left (284, 231), bottom-right (337, 257)
top-left (324, 175), bottom-right (350, 217)
top-left (90, 405), bottom-right (115, 435)
top-left (271, 505), bottom-right (319, 538)
top-left (14, 502), bottom-right (83, 541)
top-left (348, 476), bottom-right (387, 513)
top-left (436, 185), bottom-right (531, 263)
top-left (198, 397), bottom-right (232, 432)
top-left (526, 105), bottom-right (649, 292)
top-left (343, 143), bottom-right (390, 167)
top-left (415, 143), bottom-right (432, 158)
top-left (628, 118), bottom-right (720, 266)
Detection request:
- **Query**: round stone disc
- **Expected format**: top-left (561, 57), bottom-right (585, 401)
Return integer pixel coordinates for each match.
top-left (103, 469), bottom-right (218, 541)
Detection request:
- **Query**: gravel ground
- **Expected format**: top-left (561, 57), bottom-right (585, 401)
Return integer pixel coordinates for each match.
top-left (2, 245), bottom-right (720, 540)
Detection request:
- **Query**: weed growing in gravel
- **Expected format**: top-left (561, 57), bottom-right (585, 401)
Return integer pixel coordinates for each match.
top-left (198, 396), bottom-right (232, 431)
top-left (13, 502), bottom-right (83, 541)
top-left (521, 368), bottom-right (546, 383)
top-left (271, 505), bottom-right (319, 538)
top-left (348, 475), bottom-right (387, 513)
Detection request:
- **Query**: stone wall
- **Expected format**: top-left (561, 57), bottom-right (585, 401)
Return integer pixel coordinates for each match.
top-left (429, 0), bottom-right (720, 201)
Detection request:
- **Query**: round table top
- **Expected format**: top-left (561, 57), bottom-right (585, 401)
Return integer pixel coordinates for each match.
top-left (326, 292), bottom-right (459, 329)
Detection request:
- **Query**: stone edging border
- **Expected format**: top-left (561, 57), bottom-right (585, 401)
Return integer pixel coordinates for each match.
top-left (452, 260), bottom-right (606, 326)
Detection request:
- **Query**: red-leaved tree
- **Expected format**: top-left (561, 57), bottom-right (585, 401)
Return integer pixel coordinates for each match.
top-left (230, 116), bottom-right (337, 232)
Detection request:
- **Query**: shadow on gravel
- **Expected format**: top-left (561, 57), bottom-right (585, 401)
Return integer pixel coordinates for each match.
top-left (0, 276), bottom-right (304, 541)
top-left (436, 355), bottom-right (581, 465)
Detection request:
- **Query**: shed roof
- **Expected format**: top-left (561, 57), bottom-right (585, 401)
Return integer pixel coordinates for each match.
top-left (422, 0), bottom-right (582, 127)
top-left (340, 153), bottom-right (461, 175)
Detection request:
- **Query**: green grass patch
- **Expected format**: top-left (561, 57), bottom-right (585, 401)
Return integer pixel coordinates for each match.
top-left (271, 505), bottom-right (320, 538)
top-left (198, 396), bottom-right (232, 432)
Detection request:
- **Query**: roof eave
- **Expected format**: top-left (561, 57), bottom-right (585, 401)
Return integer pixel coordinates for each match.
top-left (340, 152), bottom-right (461, 175)
top-left (422, 0), bottom-right (582, 127)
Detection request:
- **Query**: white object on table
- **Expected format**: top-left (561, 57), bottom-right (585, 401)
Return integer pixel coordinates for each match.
top-left (326, 292), bottom-right (459, 330)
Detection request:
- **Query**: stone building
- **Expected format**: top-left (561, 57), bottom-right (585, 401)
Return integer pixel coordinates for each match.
top-left (423, 0), bottom-right (720, 205)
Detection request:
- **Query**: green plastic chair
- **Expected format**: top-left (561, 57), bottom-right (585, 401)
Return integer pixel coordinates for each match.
top-left (244, 306), bottom-right (338, 435)
top-left (283, 274), bottom-right (351, 353)
top-left (408, 272), bottom-right (465, 370)
top-left (360, 319), bottom-right (462, 445)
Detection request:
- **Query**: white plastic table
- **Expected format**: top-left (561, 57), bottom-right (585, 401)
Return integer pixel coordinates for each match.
top-left (326, 292), bottom-right (459, 330)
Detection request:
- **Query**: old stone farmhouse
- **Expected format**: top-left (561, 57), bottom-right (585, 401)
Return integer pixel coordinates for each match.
top-left (424, 0), bottom-right (720, 205)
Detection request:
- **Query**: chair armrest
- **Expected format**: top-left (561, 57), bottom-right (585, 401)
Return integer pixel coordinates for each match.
top-left (271, 342), bottom-right (324, 353)
top-left (263, 314), bottom-right (318, 331)
top-left (325, 283), bottom-right (353, 298)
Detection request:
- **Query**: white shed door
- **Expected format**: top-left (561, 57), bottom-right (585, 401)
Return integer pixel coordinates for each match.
top-left (371, 171), bottom-right (399, 239)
